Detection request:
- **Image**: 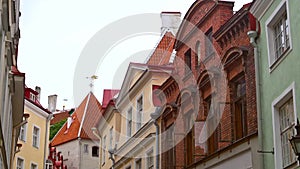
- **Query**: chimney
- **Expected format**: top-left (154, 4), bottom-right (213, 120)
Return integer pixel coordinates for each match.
top-left (67, 116), bottom-right (73, 129)
top-left (48, 95), bottom-right (57, 112)
top-left (35, 86), bottom-right (41, 102)
top-left (160, 12), bottom-right (181, 35)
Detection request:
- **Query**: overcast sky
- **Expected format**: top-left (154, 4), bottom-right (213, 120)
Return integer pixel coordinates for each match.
top-left (18, 0), bottom-right (252, 110)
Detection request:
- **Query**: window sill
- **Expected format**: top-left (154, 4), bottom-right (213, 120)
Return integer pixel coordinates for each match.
top-left (269, 47), bottom-right (292, 73)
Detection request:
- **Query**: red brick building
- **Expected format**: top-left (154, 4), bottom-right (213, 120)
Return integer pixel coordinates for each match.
top-left (158, 1), bottom-right (259, 168)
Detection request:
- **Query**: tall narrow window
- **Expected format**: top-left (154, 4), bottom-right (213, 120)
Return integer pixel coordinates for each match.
top-left (165, 125), bottom-right (175, 169)
top-left (127, 108), bottom-right (132, 137)
top-left (279, 98), bottom-right (295, 167)
top-left (16, 158), bottom-right (24, 169)
top-left (274, 12), bottom-right (289, 60)
top-left (92, 146), bottom-right (99, 157)
top-left (102, 136), bottom-right (106, 164)
top-left (19, 124), bottom-right (27, 141)
top-left (147, 149), bottom-right (154, 169)
top-left (205, 27), bottom-right (214, 58)
top-left (83, 144), bottom-right (88, 154)
top-left (137, 96), bottom-right (143, 130)
top-left (32, 126), bottom-right (40, 148)
top-left (196, 41), bottom-right (201, 66)
top-left (184, 49), bottom-right (192, 74)
top-left (135, 159), bottom-right (142, 169)
top-left (109, 127), bottom-right (113, 149)
top-left (266, 1), bottom-right (291, 67)
top-left (233, 76), bottom-right (247, 140)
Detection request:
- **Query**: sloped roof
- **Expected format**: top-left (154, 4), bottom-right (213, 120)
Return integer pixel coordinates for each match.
top-left (51, 92), bottom-right (102, 146)
top-left (146, 31), bottom-right (176, 66)
top-left (102, 89), bottom-right (120, 109)
top-left (50, 109), bottom-right (74, 125)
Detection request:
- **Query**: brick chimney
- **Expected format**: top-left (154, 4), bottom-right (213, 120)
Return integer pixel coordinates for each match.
top-left (160, 12), bottom-right (181, 35)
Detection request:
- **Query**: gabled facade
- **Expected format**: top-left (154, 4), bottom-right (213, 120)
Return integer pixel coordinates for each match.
top-left (113, 63), bottom-right (173, 169)
top-left (13, 86), bottom-right (52, 169)
top-left (250, 0), bottom-right (300, 168)
top-left (51, 92), bottom-right (102, 169)
top-left (157, 1), bottom-right (260, 168)
top-left (0, 0), bottom-right (25, 168)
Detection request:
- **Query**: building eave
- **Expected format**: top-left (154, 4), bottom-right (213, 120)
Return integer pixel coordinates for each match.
top-left (250, 0), bottom-right (274, 20)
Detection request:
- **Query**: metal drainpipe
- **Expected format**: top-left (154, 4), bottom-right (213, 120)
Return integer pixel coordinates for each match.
top-left (43, 114), bottom-right (53, 169)
top-left (154, 120), bottom-right (160, 169)
top-left (247, 30), bottom-right (264, 169)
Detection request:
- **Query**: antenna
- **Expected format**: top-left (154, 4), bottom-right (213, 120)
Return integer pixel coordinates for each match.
top-left (86, 75), bottom-right (98, 92)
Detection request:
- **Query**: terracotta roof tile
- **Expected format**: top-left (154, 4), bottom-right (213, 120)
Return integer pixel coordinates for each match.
top-left (50, 92), bottom-right (102, 146)
top-left (146, 31), bottom-right (175, 66)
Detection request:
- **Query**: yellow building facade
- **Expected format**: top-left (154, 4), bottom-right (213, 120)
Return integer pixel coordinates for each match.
top-left (97, 63), bottom-right (172, 169)
top-left (13, 87), bottom-right (52, 169)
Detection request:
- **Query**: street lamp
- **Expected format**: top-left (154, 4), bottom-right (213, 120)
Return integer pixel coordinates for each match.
top-left (289, 119), bottom-right (300, 162)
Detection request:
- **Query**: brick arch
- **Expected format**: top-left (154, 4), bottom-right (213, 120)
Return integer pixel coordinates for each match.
top-left (221, 46), bottom-right (248, 68)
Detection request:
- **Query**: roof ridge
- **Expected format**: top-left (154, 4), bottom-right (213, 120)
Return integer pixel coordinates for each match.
top-left (78, 92), bottom-right (91, 138)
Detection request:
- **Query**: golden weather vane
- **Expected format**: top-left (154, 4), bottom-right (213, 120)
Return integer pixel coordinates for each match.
top-left (86, 75), bottom-right (98, 92)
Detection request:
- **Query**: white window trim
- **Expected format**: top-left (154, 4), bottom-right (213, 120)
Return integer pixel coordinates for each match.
top-left (19, 123), bottom-right (27, 142)
top-left (265, 0), bottom-right (292, 71)
top-left (126, 107), bottom-right (133, 138)
top-left (32, 125), bottom-right (40, 148)
top-left (272, 82), bottom-right (297, 169)
top-left (16, 157), bottom-right (25, 169)
top-left (146, 147), bottom-right (154, 169)
top-left (135, 158), bottom-right (142, 169)
top-left (109, 127), bottom-right (113, 150)
top-left (136, 95), bottom-right (143, 131)
top-left (30, 161), bottom-right (38, 169)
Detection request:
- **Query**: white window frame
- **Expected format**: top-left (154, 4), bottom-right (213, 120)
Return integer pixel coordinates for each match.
top-left (136, 95), bottom-right (143, 130)
top-left (135, 158), bottom-right (142, 169)
top-left (102, 135), bottom-right (106, 165)
top-left (109, 127), bottom-right (113, 150)
top-left (19, 123), bottom-right (27, 142)
top-left (30, 162), bottom-right (38, 169)
top-left (16, 157), bottom-right (24, 169)
top-left (127, 108), bottom-right (132, 138)
top-left (32, 125), bottom-right (40, 148)
top-left (45, 159), bottom-right (53, 169)
top-left (146, 148), bottom-right (154, 169)
top-left (272, 82), bottom-right (297, 169)
top-left (265, 0), bottom-right (292, 70)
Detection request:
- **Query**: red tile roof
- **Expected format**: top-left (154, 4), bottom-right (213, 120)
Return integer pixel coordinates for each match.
top-left (51, 92), bottom-right (102, 146)
top-left (102, 89), bottom-right (120, 109)
top-left (50, 109), bottom-right (74, 125)
top-left (146, 31), bottom-right (175, 66)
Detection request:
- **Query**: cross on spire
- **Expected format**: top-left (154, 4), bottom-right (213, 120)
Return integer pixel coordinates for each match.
top-left (86, 75), bottom-right (98, 92)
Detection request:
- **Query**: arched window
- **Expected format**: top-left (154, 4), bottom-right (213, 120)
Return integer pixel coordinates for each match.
top-left (45, 159), bottom-right (53, 169)
top-left (92, 146), bottom-right (99, 157)
top-left (196, 41), bottom-right (201, 65)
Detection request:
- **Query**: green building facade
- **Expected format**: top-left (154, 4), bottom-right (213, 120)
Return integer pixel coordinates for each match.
top-left (250, 0), bottom-right (300, 168)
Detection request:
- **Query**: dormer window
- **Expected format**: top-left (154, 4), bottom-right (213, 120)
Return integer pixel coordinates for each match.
top-left (30, 93), bottom-right (36, 102)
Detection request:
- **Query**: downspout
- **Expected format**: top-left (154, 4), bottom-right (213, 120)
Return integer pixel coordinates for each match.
top-left (43, 113), bottom-right (53, 169)
top-left (247, 30), bottom-right (263, 168)
top-left (153, 120), bottom-right (160, 169)
top-left (78, 138), bottom-right (82, 169)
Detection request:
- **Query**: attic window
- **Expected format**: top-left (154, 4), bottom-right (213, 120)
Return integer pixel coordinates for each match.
top-left (30, 93), bottom-right (36, 102)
